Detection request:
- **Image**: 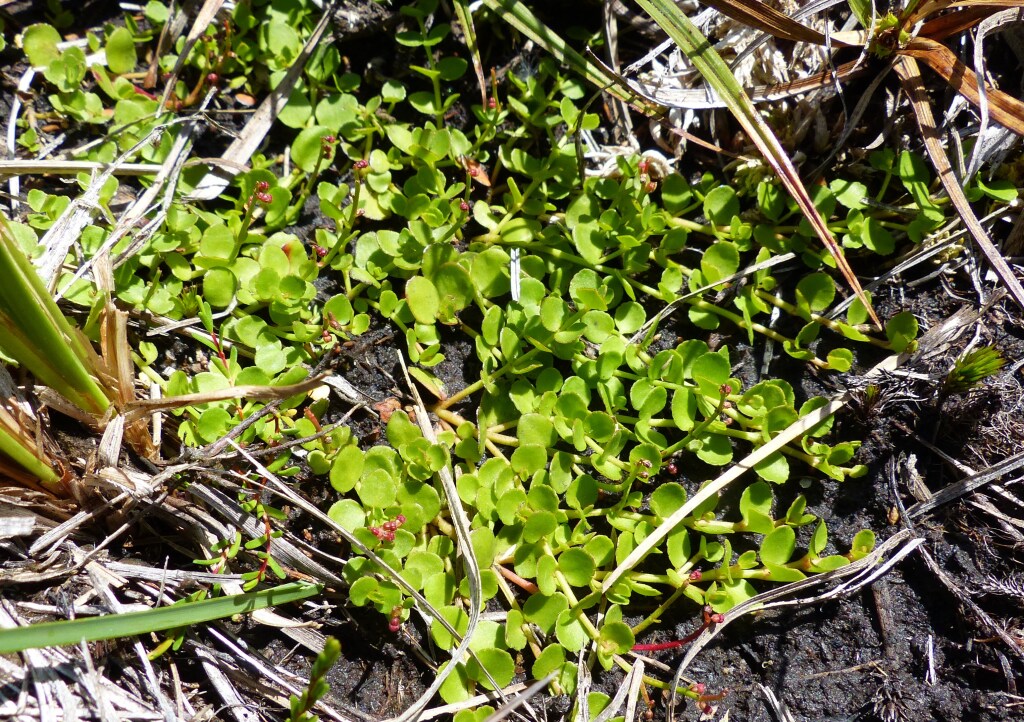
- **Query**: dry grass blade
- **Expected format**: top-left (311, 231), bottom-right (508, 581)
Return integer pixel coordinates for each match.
top-left (906, 448), bottom-right (1024, 518)
top-left (893, 55), bottom-right (1024, 313)
top-left (695, 0), bottom-right (853, 46)
top-left (902, 36), bottom-right (1024, 135)
top-left (453, 0), bottom-right (488, 106)
top-left (635, 0), bottom-right (881, 328)
top-left (122, 374), bottom-right (327, 424)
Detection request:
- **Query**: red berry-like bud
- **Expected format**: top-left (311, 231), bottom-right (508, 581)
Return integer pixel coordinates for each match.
top-left (723, 417), bottom-right (733, 426)
top-left (488, 97), bottom-right (497, 109)
top-left (353, 159), bottom-right (369, 169)
top-left (388, 618), bottom-right (401, 632)
top-left (467, 165), bottom-right (479, 177)
top-left (313, 245), bottom-right (328, 258)
top-left (255, 180), bottom-right (270, 193)
top-left (384, 530), bottom-right (395, 541)
top-left (207, 72), bottom-right (219, 86)
top-left (666, 461), bottom-right (678, 475)
top-left (720, 384), bottom-right (733, 396)
top-left (638, 458), bottom-right (652, 468)
top-left (324, 135), bottom-right (336, 144)
top-left (710, 612), bottom-right (725, 624)
top-left (459, 200), bottom-right (470, 212)
top-left (689, 569), bottom-right (703, 581)
top-left (369, 526), bottom-right (382, 537)
top-left (395, 514), bottom-right (406, 525)
top-left (256, 192), bottom-right (273, 204)
top-left (638, 158), bottom-right (650, 174)
top-left (701, 703), bottom-right (714, 715)
top-left (645, 180), bottom-right (658, 193)
top-left (691, 683), bottom-right (706, 695)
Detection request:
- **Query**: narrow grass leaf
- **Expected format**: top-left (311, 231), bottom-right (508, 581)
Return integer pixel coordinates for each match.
top-left (0, 215), bottom-right (111, 417)
top-left (0, 582), bottom-right (323, 653)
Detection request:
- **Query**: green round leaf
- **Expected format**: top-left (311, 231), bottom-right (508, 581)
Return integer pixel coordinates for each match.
top-left (105, 26), bottom-right (137, 74)
top-left (23, 24), bottom-right (61, 67)
top-left (358, 468), bottom-right (398, 508)
top-left (203, 267), bottom-right (237, 308)
top-left (795, 272), bottom-right (836, 313)
top-left (330, 444), bottom-right (364, 493)
top-left (651, 483), bottom-right (686, 518)
top-left (597, 621), bottom-right (635, 659)
top-left (533, 644), bottom-right (566, 679)
top-left (555, 609), bottom-right (589, 652)
top-left (703, 186), bottom-right (739, 224)
top-left (558, 548), bottom-right (596, 588)
top-left (327, 498), bottom-right (365, 532)
top-left (700, 241), bottom-right (740, 284)
top-left (759, 526), bottom-right (796, 566)
top-left (523, 592), bottom-right (568, 634)
top-left (291, 126), bottom-right (333, 173)
top-left (405, 276), bottom-right (439, 324)
top-left (467, 648), bottom-right (514, 690)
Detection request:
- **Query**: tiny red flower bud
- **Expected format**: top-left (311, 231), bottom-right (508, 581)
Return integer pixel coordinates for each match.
top-left (353, 159), bottom-right (369, 169)
top-left (384, 530), bottom-right (395, 541)
top-left (256, 192), bottom-right (273, 204)
top-left (388, 618), bottom-right (401, 632)
top-left (723, 417), bottom-right (734, 426)
top-left (720, 384), bottom-right (733, 396)
top-left (313, 244), bottom-right (328, 258)
top-left (206, 72), bottom-right (219, 86)
top-left (459, 200), bottom-right (470, 212)
top-left (666, 461), bottom-right (678, 475)
top-left (689, 569), bottom-right (703, 581)
top-left (395, 514), bottom-right (406, 525)
top-left (644, 711), bottom-right (654, 721)
top-left (467, 165), bottom-right (479, 177)
top-left (255, 180), bottom-right (270, 193)
top-left (638, 458), bottom-right (652, 468)
top-left (691, 683), bottom-right (706, 695)
top-left (638, 158), bottom-right (650, 174)
top-left (324, 135), bottom-right (336, 144)
top-left (645, 180), bottom-right (658, 193)
top-left (369, 526), bottom-right (382, 537)
top-left (488, 97), bottom-right (497, 109)
top-left (710, 612), bottom-right (725, 624)
top-left (701, 703), bottom-right (714, 715)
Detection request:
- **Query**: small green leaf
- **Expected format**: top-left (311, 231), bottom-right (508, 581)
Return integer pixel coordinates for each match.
top-left (405, 276), bottom-right (439, 324)
top-left (651, 482), bottom-right (686, 518)
top-left (23, 24), bottom-right (61, 67)
top-left (558, 548), bottom-right (596, 588)
top-left (759, 526), bottom-right (796, 565)
top-left (105, 26), bottom-right (137, 74)
top-left (885, 311), bottom-right (918, 353)
top-left (795, 273), bottom-right (835, 313)
top-left (703, 185), bottom-right (739, 225)
top-left (596, 621), bottom-right (634, 670)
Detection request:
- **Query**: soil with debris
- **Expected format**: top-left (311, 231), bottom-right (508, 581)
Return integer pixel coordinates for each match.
top-left (2, 2), bottom-right (1024, 722)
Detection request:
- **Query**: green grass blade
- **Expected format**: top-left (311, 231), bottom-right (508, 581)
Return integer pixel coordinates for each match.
top-left (0, 582), bottom-right (323, 653)
top-left (0, 215), bottom-right (111, 417)
top-left (634, 0), bottom-right (880, 328)
top-left (0, 405), bottom-right (59, 485)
